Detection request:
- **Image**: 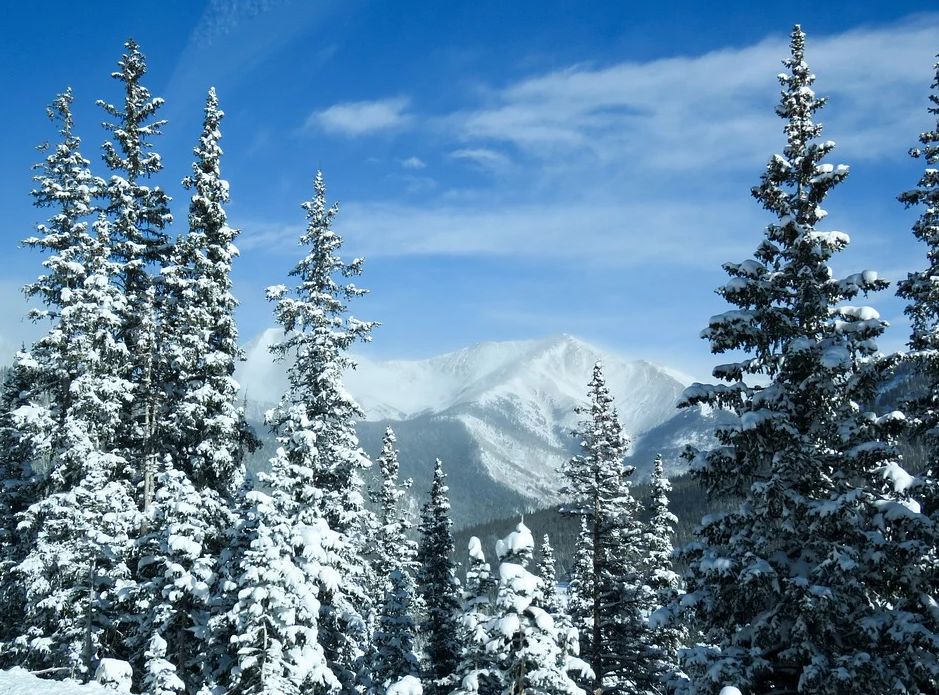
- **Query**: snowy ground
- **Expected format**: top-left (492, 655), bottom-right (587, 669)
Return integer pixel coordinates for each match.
top-left (0, 668), bottom-right (116, 694)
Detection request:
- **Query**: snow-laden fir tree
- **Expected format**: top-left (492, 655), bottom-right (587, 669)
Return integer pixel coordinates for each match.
top-left (891, 54), bottom-right (939, 692)
top-left (898, 57), bottom-right (939, 440)
top-left (264, 170), bottom-right (376, 692)
top-left (537, 534), bottom-right (590, 693)
top-left (372, 568), bottom-right (421, 694)
top-left (13, 213), bottom-right (139, 679)
top-left (415, 459), bottom-right (462, 695)
top-left (0, 360), bottom-right (42, 664)
top-left (368, 428), bottom-right (421, 694)
top-left (565, 516), bottom-right (593, 679)
top-left (643, 455), bottom-right (683, 678)
top-left (535, 535), bottom-right (561, 618)
top-left (223, 488), bottom-right (338, 695)
top-left (142, 633), bottom-right (184, 695)
top-left (160, 86), bottom-right (254, 496)
top-left (678, 25), bottom-right (925, 694)
top-left (137, 88), bottom-right (256, 690)
top-left (97, 39), bottom-right (172, 515)
top-left (454, 536), bottom-right (500, 695)
top-left (134, 466), bottom-right (229, 692)
top-left (369, 428), bottom-right (417, 592)
top-left (485, 521), bottom-right (586, 695)
top-left (559, 362), bottom-right (659, 694)
top-left (0, 91), bottom-right (96, 657)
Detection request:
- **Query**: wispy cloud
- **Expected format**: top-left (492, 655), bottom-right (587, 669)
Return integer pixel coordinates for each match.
top-left (449, 147), bottom-right (511, 172)
top-left (446, 17), bottom-right (939, 173)
top-left (306, 97), bottom-right (412, 137)
top-left (400, 156), bottom-right (426, 170)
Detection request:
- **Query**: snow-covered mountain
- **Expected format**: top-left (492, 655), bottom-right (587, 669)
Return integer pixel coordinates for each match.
top-left (238, 332), bottom-right (714, 526)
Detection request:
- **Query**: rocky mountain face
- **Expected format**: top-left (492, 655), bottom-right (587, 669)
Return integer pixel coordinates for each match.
top-left (238, 332), bottom-right (718, 527)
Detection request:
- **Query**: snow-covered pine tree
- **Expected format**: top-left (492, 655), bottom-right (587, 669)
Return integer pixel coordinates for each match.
top-left (642, 455), bottom-right (683, 679)
top-left (14, 213), bottom-right (139, 679)
top-left (142, 633), bottom-right (184, 695)
top-left (265, 170), bottom-right (376, 692)
top-left (890, 54), bottom-right (939, 692)
top-left (0, 360), bottom-right (43, 664)
top-left (898, 57), bottom-right (939, 441)
top-left (372, 568), bottom-right (421, 694)
top-left (160, 86), bottom-right (253, 496)
top-left (97, 39), bottom-right (172, 516)
top-left (536, 535), bottom-right (560, 618)
top-left (559, 362), bottom-right (658, 694)
top-left (369, 427), bottom-right (421, 694)
top-left (134, 466), bottom-right (229, 692)
top-left (486, 521), bottom-right (584, 695)
top-left (223, 488), bottom-right (338, 695)
top-left (678, 25), bottom-right (924, 694)
top-left (565, 516), bottom-right (593, 679)
top-left (537, 534), bottom-right (590, 693)
top-left (138, 88), bottom-right (255, 690)
top-left (415, 459), bottom-right (462, 695)
top-left (454, 537), bottom-right (500, 695)
top-left (369, 427), bottom-right (417, 592)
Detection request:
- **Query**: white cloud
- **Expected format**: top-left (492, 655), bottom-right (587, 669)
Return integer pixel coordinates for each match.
top-left (450, 147), bottom-right (511, 171)
top-left (448, 18), bottom-right (939, 172)
top-left (306, 97), bottom-right (412, 136)
top-left (401, 156), bottom-right (426, 170)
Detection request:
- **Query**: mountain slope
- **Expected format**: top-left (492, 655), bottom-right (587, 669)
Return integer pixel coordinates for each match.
top-left (238, 333), bottom-right (713, 526)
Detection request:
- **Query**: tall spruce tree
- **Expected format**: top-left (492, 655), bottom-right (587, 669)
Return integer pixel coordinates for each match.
top-left (14, 214), bottom-right (139, 679)
top-left (4, 90), bottom-right (139, 678)
top-left (160, 87), bottom-right (252, 495)
top-left (137, 88), bottom-right (255, 689)
top-left (891, 54), bottom-right (939, 692)
top-left (416, 459), bottom-right (462, 695)
top-left (560, 363), bottom-right (657, 694)
top-left (265, 170), bottom-right (375, 692)
top-left (486, 522), bottom-right (585, 695)
top-left (370, 428), bottom-right (421, 694)
top-left (565, 516), bottom-right (593, 678)
top-left (642, 455), bottom-right (683, 688)
top-left (678, 26), bottom-right (923, 694)
top-left (0, 88), bottom-right (102, 662)
top-left (97, 39), bottom-right (172, 516)
top-left (455, 536), bottom-right (500, 695)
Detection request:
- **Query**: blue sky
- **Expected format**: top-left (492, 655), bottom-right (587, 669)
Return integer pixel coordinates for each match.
top-left (1, 1), bottom-right (938, 379)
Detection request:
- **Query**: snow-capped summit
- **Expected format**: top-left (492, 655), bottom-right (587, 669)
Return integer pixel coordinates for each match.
top-left (238, 332), bottom-right (694, 505)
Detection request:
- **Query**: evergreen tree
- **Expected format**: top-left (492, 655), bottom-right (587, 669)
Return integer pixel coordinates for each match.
top-left (486, 522), bottom-right (584, 695)
top-left (141, 87), bottom-right (256, 688)
top-left (97, 39), bottom-right (172, 516)
top-left (223, 489), bottom-right (338, 695)
top-left (642, 455), bottom-right (683, 680)
top-left (415, 459), bottom-right (462, 695)
top-left (891, 54), bottom-right (939, 692)
top-left (565, 517), bottom-right (593, 674)
top-left (678, 26), bottom-right (922, 694)
top-left (160, 87), bottom-right (253, 495)
top-left (0, 360), bottom-right (43, 664)
top-left (559, 362), bottom-right (657, 693)
top-left (455, 537), bottom-right (500, 695)
top-left (370, 428), bottom-right (421, 694)
top-left (372, 568), bottom-right (421, 694)
top-left (143, 634), bottom-right (185, 695)
top-left (536, 535), bottom-right (561, 618)
top-left (265, 170), bottom-right (375, 692)
top-left (538, 534), bottom-right (590, 693)
top-left (14, 214), bottom-right (139, 678)
top-left (134, 466), bottom-right (229, 692)
top-left (369, 427), bottom-right (416, 591)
